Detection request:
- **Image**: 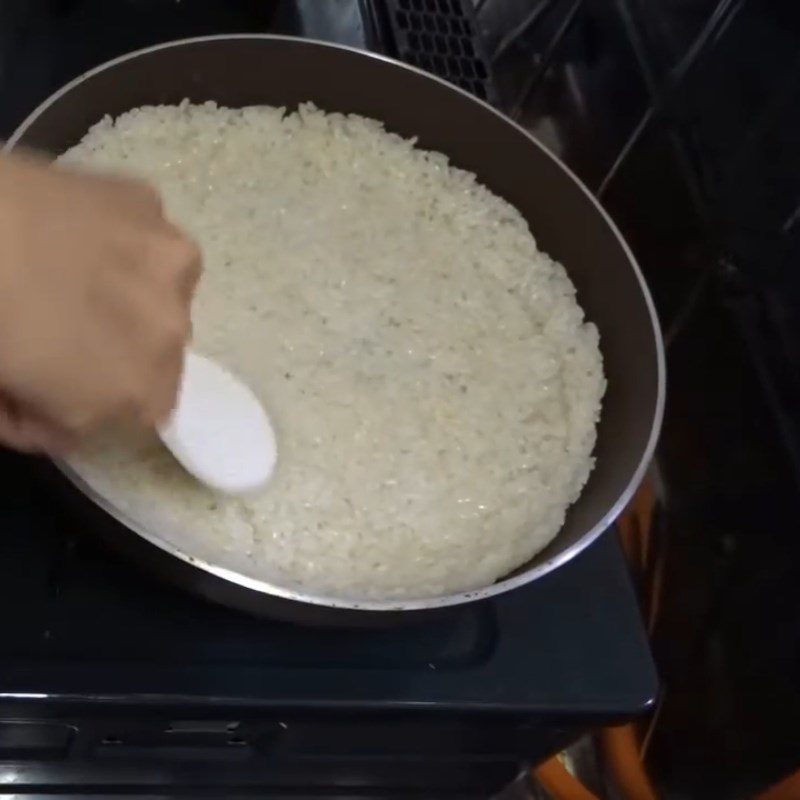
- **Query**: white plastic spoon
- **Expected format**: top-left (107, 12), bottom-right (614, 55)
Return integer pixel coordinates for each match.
top-left (158, 351), bottom-right (277, 495)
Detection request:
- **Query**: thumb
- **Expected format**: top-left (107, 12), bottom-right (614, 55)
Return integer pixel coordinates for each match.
top-left (0, 395), bottom-right (76, 454)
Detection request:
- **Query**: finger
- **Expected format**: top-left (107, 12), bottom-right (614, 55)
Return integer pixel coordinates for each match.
top-left (0, 396), bottom-right (76, 454)
top-left (104, 175), bottom-right (164, 220)
top-left (155, 224), bottom-right (203, 302)
top-left (147, 342), bottom-right (185, 427)
top-left (94, 269), bottom-right (190, 430)
top-left (126, 179), bottom-right (163, 218)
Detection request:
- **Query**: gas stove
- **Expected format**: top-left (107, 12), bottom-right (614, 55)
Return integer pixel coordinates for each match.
top-left (0, 1), bottom-right (656, 797)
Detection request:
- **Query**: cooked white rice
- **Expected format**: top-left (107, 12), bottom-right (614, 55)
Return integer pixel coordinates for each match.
top-left (61, 101), bottom-right (605, 601)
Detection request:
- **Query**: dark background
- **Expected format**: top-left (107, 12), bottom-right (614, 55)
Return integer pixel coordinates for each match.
top-left (479, 1), bottom-right (800, 796)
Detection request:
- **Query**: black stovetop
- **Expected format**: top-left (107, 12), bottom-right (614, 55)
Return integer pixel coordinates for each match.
top-left (1, 449), bottom-right (655, 716)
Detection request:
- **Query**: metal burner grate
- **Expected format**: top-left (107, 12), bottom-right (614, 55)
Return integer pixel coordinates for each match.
top-left (380, 0), bottom-right (496, 102)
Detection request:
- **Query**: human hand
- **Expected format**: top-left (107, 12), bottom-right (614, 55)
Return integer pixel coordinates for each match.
top-left (0, 153), bottom-right (201, 453)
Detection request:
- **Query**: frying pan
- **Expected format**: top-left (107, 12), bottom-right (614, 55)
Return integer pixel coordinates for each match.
top-left (5, 35), bottom-right (665, 625)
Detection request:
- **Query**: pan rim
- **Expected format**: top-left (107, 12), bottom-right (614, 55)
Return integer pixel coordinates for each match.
top-left (4, 33), bottom-right (666, 612)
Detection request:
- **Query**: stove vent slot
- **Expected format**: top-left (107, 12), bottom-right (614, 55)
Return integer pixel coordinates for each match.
top-left (384, 0), bottom-right (495, 103)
